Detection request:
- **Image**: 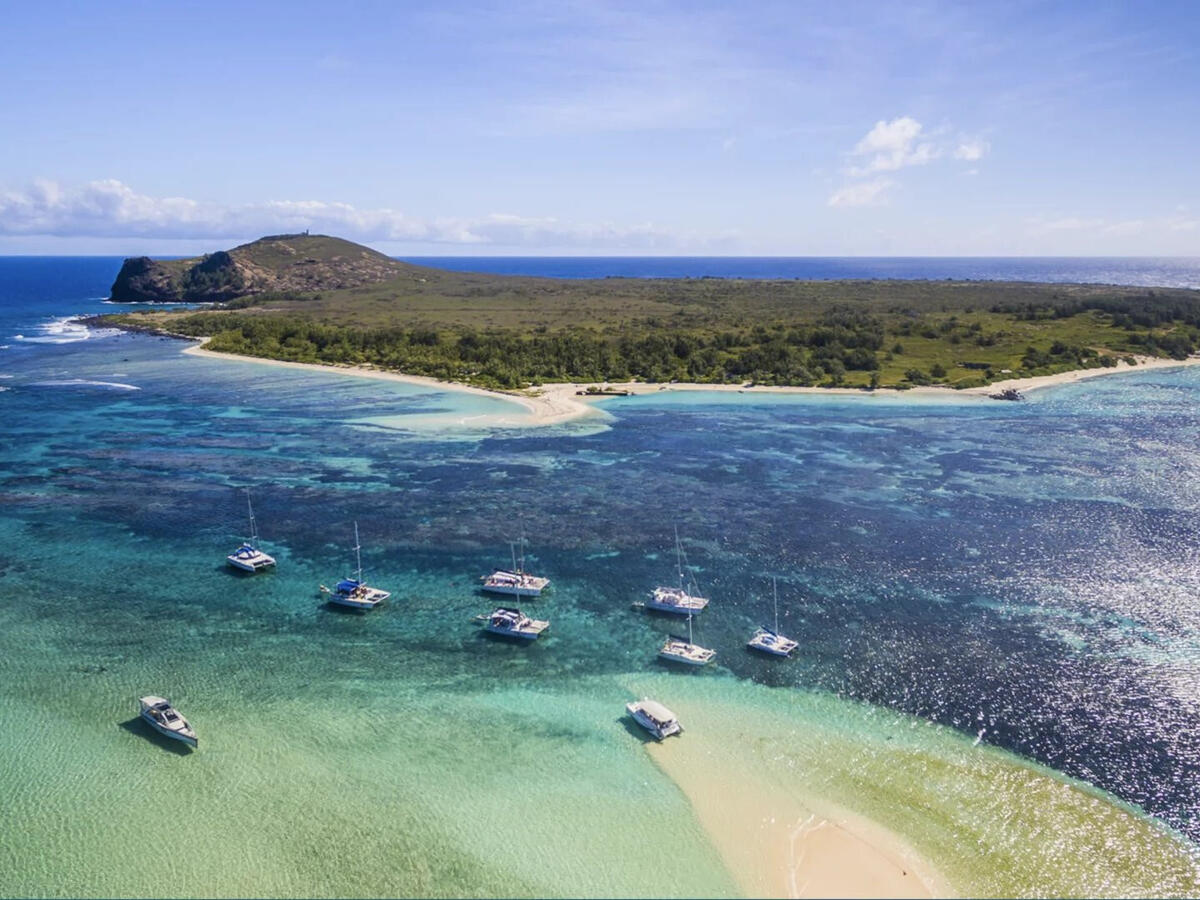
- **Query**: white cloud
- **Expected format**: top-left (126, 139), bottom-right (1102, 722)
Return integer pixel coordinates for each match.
top-left (1102, 219), bottom-right (1146, 236)
top-left (1026, 216), bottom-right (1106, 234)
top-left (846, 116), bottom-right (940, 175)
top-left (0, 179), bottom-right (721, 251)
top-left (953, 137), bottom-right (990, 161)
top-left (827, 178), bottom-right (894, 207)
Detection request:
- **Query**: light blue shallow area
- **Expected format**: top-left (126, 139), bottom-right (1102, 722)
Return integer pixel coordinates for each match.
top-left (3, 258), bottom-right (1200, 895)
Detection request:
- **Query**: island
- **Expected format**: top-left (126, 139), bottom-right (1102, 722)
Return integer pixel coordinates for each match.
top-left (98, 233), bottom-right (1200, 395)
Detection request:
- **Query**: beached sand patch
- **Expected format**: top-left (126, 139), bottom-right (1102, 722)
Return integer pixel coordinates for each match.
top-left (646, 729), bottom-right (942, 899)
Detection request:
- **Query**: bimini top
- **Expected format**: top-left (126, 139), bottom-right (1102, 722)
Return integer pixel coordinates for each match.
top-left (637, 700), bottom-right (677, 725)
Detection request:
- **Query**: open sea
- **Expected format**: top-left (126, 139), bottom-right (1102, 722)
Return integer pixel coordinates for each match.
top-left (2, 256), bottom-right (1200, 897)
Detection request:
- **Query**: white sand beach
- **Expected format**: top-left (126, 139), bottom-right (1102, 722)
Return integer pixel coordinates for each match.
top-left (183, 340), bottom-right (1200, 429)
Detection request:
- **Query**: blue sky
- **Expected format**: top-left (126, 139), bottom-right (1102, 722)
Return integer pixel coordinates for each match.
top-left (1, 0), bottom-right (1197, 255)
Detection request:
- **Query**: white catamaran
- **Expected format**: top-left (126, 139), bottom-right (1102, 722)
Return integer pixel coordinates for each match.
top-left (320, 521), bottom-right (390, 610)
top-left (747, 577), bottom-right (799, 657)
top-left (645, 526), bottom-right (709, 614)
top-left (476, 606), bottom-right (550, 640)
top-left (226, 489), bottom-right (276, 572)
top-left (658, 612), bottom-right (716, 666)
top-left (482, 536), bottom-right (550, 598)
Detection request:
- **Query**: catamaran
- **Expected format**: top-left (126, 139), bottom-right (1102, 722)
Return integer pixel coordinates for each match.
top-left (657, 612), bottom-right (716, 665)
top-left (226, 489), bottom-right (276, 572)
top-left (482, 536), bottom-right (550, 598)
top-left (138, 695), bottom-right (198, 748)
top-left (645, 527), bottom-right (708, 614)
top-left (320, 521), bottom-right (390, 610)
top-left (626, 699), bottom-right (683, 740)
top-left (476, 606), bottom-right (550, 640)
top-left (747, 576), bottom-right (799, 657)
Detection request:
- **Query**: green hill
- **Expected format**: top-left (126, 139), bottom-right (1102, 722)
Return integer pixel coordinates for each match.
top-left (108, 233), bottom-right (436, 302)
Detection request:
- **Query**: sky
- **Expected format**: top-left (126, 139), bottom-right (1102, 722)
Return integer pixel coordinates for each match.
top-left (0, 0), bottom-right (1198, 256)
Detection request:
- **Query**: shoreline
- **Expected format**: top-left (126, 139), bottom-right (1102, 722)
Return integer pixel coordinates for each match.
top-left (180, 340), bottom-right (1200, 428)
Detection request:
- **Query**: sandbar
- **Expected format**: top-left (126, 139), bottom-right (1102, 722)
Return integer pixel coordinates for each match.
top-left (644, 722), bottom-right (947, 898)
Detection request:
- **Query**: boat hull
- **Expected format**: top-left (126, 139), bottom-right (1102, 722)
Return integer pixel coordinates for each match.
top-left (139, 711), bottom-right (197, 748)
top-left (226, 556), bottom-right (274, 572)
top-left (657, 650), bottom-right (714, 665)
top-left (484, 624), bottom-right (544, 640)
top-left (747, 629), bottom-right (797, 657)
top-left (481, 583), bottom-right (546, 597)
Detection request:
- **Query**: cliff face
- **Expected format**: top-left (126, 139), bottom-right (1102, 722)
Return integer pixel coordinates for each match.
top-left (109, 256), bottom-right (186, 302)
top-left (108, 233), bottom-right (416, 303)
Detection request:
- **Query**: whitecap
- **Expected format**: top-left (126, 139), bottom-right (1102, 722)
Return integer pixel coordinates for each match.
top-left (28, 379), bottom-right (141, 391)
top-left (14, 316), bottom-right (121, 344)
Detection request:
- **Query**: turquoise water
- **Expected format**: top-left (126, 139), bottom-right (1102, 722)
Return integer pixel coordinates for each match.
top-left (3, 259), bottom-right (1200, 895)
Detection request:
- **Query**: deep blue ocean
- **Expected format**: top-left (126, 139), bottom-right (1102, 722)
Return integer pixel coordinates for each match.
top-left (3, 256), bottom-right (1200, 895)
top-left (406, 255), bottom-right (1200, 288)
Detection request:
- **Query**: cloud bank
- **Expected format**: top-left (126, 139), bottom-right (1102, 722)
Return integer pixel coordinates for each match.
top-left (828, 117), bottom-right (990, 206)
top-left (0, 179), bottom-right (718, 251)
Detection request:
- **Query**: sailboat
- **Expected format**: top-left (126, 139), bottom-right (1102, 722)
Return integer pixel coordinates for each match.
top-left (481, 535), bottom-right (550, 597)
top-left (658, 611), bottom-right (716, 666)
top-left (320, 521), bottom-right (390, 610)
top-left (226, 489), bottom-right (276, 572)
top-left (747, 577), bottom-right (798, 657)
top-left (644, 526), bottom-right (709, 614)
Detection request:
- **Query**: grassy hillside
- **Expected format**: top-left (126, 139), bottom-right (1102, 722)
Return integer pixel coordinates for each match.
top-left (100, 236), bottom-right (1200, 390)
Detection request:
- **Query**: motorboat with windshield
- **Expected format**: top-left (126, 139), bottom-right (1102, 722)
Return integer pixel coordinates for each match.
top-left (138, 695), bottom-right (198, 748)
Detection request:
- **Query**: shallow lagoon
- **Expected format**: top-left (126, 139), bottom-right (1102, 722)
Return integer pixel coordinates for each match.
top-left (2, 260), bottom-right (1200, 895)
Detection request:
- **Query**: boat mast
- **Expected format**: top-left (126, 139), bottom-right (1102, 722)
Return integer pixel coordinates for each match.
top-left (687, 611), bottom-right (693, 645)
top-left (773, 576), bottom-right (780, 633)
top-left (245, 489), bottom-right (258, 545)
top-left (353, 521), bottom-right (363, 583)
top-left (510, 539), bottom-right (522, 601)
top-left (675, 525), bottom-right (684, 590)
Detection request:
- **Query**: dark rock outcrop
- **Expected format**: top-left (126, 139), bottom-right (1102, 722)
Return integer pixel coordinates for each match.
top-left (108, 233), bottom-right (419, 303)
top-left (109, 256), bottom-right (184, 302)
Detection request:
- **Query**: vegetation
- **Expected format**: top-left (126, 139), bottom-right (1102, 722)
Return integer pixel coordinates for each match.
top-left (99, 235), bottom-right (1200, 391)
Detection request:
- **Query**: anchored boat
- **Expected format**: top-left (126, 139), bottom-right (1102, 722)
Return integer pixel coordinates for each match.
top-left (482, 536), bottom-right (550, 598)
top-left (138, 695), bottom-right (197, 748)
top-left (626, 699), bottom-right (683, 740)
top-left (226, 489), bottom-right (276, 572)
top-left (320, 521), bottom-right (390, 610)
top-left (657, 612), bottom-right (716, 666)
top-left (644, 526), bottom-right (708, 614)
top-left (747, 577), bottom-right (798, 658)
top-left (477, 606), bottom-right (550, 640)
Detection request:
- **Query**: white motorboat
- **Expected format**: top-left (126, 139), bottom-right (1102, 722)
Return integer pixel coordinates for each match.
top-left (747, 577), bottom-right (798, 657)
top-left (482, 537), bottom-right (550, 597)
top-left (626, 699), bottom-right (683, 740)
top-left (138, 695), bottom-right (197, 748)
top-left (226, 489), bottom-right (276, 572)
top-left (477, 606), bottom-right (549, 640)
top-left (645, 527), bottom-right (708, 614)
top-left (658, 613), bottom-right (716, 666)
top-left (320, 521), bottom-right (390, 610)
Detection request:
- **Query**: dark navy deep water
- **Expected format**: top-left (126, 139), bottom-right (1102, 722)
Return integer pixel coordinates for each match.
top-left (406, 255), bottom-right (1200, 288)
top-left (2, 256), bottom-right (1200, 894)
